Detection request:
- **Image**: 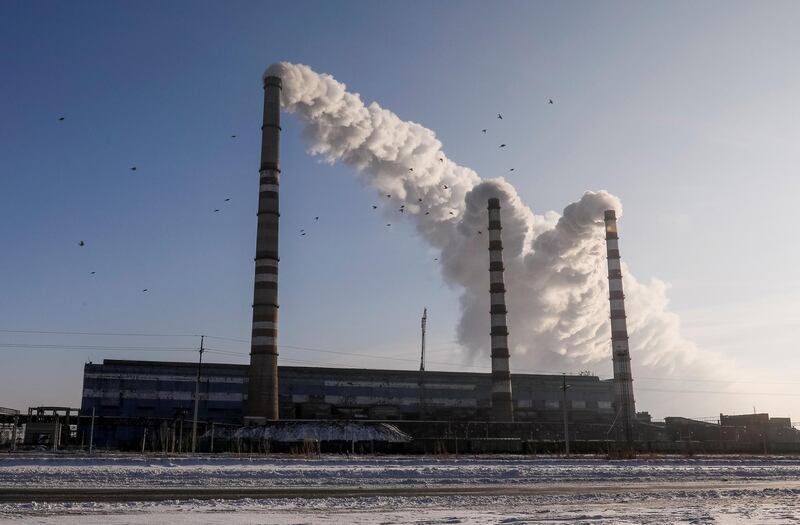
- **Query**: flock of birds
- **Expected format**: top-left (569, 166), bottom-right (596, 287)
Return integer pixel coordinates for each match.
top-left (65, 96), bottom-right (556, 287)
top-left (332, 105), bottom-right (556, 255)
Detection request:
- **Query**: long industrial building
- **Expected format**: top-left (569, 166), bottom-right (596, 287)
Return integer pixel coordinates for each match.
top-left (80, 359), bottom-right (615, 447)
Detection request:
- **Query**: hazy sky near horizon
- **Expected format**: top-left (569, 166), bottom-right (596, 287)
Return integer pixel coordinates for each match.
top-left (3, 1), bottom-right (800, 419)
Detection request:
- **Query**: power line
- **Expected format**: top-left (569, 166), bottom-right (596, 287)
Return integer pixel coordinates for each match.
top-left (5, 328), bottom-right (800, 387)
top-left (0, 329), bottom-right (200, 338)
top-left (0, 343), bottom-right (197, 352)
top-left (636, 387), bottom-right (800, 398)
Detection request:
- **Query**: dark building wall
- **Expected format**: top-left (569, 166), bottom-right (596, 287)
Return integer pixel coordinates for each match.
top-left (80, 360), bottom-right (615, 424)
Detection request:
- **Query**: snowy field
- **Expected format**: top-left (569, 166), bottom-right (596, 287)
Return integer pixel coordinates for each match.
top-left (4, 454), bottom-right (800, 488)
top-left (3, 455), bottom-right (800, 523)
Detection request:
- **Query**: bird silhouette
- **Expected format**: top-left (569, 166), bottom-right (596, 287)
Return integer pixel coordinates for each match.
top-left (142, 289), bottom-right (148, 292)
top-left (131, 166), bottom-right (137, 171)
top-left (477, 231), bottom-right (483, 235)
top-left (300, 229), bottom-right (305, 232)
top-left (400, 208), bottom-right (405, 213)
top-left (372, 205), bottom-right (378, 209)
top-left (425, 212), bottom-right (430, 215)
top-left (386, 194), bottom-right (391, 198)
top-left (510, 168), bottom-right (515, 172)
top-left (90, 271), bottom-right (96, 275)
top-left (78, 241), bottom-right (85, 247)
top-left (434, 258), bottom-right (438, 261)
top-left (449, 211), bottom-right (455, 215)
top-left (58, 117), bottom-right (65, 121)
top-left (386, 223), bottom-right (391, 227)
top-left (497, 113), bottom-right (503, 119)
top-left (548, 99), bottom-right (554, 104)
top-left (439, 158), bottom-right (444, 162)
top-left (482, 129), bottom-right (487, 133)
top-left (231, 135), bottom-right (237, 138)
top-left (301, 232), bottom-right (306, 236)
top-left (224, 198), bottom-right (230, 202)
top-left (314, 216), bottom-right (319, 220)
top-left (499, 144), bottom-right (506, 148)
top-left (418, 198), bottom-right (423, 202)
top-left (409, 168), bottom-right (413, 172)
top-left (443, 184), bottom-right (449, 189)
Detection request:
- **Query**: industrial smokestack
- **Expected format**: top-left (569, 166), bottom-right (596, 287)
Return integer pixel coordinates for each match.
top-left (245, 75), bottom-right (282, 423)
top-left (604, 210), bottom-right (635, 445)
top-left (488, 198), bottom-right (514, 422)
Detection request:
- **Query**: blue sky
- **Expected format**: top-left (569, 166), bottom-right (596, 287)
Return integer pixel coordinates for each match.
top-left (3, 1), bottom-right (800, 418)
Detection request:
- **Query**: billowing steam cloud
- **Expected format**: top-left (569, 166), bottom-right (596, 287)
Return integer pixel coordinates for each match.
top-left (266, 62), bottom-right (732, 396)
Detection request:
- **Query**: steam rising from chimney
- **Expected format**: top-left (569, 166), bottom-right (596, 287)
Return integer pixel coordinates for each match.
top-left (265, 62), bottom-right (732, 403)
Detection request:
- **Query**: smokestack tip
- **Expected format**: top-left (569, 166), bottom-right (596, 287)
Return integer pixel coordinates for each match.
top-left (264, 75), bottom-right (282, 88)
top-left (488, 197), bottom-right (501, 210)
top-left (604, 209), bottom-right (617, 220)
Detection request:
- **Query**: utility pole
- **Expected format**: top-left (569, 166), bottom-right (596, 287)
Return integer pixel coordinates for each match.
top-left (191, 335), bottom-right (204, 453)
top-left (418, 308), bottom-right (427, 421)
top-left (89, 407), bottom-right (95, 454)
top-left (11, 414), bottom-right (18, 452)
top-left (52, 409), bottom-right (59, 452)
top-left (420, 308), bottom-right (427, 372)
top-left (561, 374), bottom-right (570, 457)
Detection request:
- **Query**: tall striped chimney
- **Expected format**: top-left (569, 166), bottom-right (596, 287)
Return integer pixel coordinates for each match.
top-left (488, 198), bottom-right (514, 422)
top-left (245, 75), bottom-right (282, 423)
top-left (604, 210), bottom-right (635, 445)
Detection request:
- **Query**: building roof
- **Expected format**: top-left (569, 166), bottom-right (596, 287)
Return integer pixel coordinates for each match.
top-left (92, 359), bottom-right (608, 383)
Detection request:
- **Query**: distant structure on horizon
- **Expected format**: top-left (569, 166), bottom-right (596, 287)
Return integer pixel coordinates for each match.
top-left (245, 74), bottom-right (282, 423)
top-left (604, 209), bottom-right (636, 445)
top-left (488, 198), bottom-right (514, 421)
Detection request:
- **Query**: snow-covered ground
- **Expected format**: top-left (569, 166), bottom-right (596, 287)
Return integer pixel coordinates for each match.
top-left (3, 455), bottom-right (800, 523)
top-left (3, 454), bottom-right (800, 488)
top-left (3, 490), bottom-right (800, 524)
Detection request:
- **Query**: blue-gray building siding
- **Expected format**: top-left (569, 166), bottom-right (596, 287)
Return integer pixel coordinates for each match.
top-left (80, 359), bottom-right (615, 423)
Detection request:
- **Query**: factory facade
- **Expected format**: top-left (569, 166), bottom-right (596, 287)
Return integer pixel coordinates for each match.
top-left (80, 359), bottom-right (615, 446)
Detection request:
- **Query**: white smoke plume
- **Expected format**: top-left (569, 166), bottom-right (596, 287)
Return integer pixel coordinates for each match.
top-left (266, 62), bottom-right (733, 406)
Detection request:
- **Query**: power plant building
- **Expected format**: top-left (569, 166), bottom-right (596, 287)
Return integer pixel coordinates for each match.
top-left (80, 359), bottom-right (615, 446)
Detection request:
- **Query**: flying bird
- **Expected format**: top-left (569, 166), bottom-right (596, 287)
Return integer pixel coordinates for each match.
top-left (90, 271), bottom-right (96, 275)
top-left (142, 289), bottom-right (148, 292)
top-left (548, 99), bottom-right (554, 104)
top-left (386, 194), bottom-right (391, 198)
top-left (509, 168), bottom-right (515, 172)
top-left (224, 198), bottom-right (230, 202)
top-left (409, 168), bottom-right (413, 172)
top-left (477, 231), bottom-right (483, 235)
top-left (482, 129), bottom-right (487, 133)
top-left (499, 144), bottom-right (506, 148)
top-left (58, 117), bottom-right (65, 121)
top-left (443, 184), bottom-right (448, 189)
top-left (434, 258), bottom-right (438, 261)
top-left (372, 205), bottom-right (378, 209)
top-left (399, 208), bottom-right (405, 213)
top-left (424, 212), bottom-right (430, 215)
top-left (439, 158), bottom-right (443, 162)
top-left (418, 198), bottom-right (423, 202)
top-left (449, 211), bottom-right (455, 215)
top-left (231, 135), bottom-right (237, 138)
top-left (497, 113), bottom-right (503, 119)
top-left (314, 216), bottom-right (319, 220)
top-left (301, 232), bottom-right (306, 236)
top-left (386, 223), bottom-right (391, 227)
top-left (131, 166), bottom-right (137, 171)
top-left (78, 240), bottom-right (85, 247)
top-left (214, 209), bottom-right (220, 212)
